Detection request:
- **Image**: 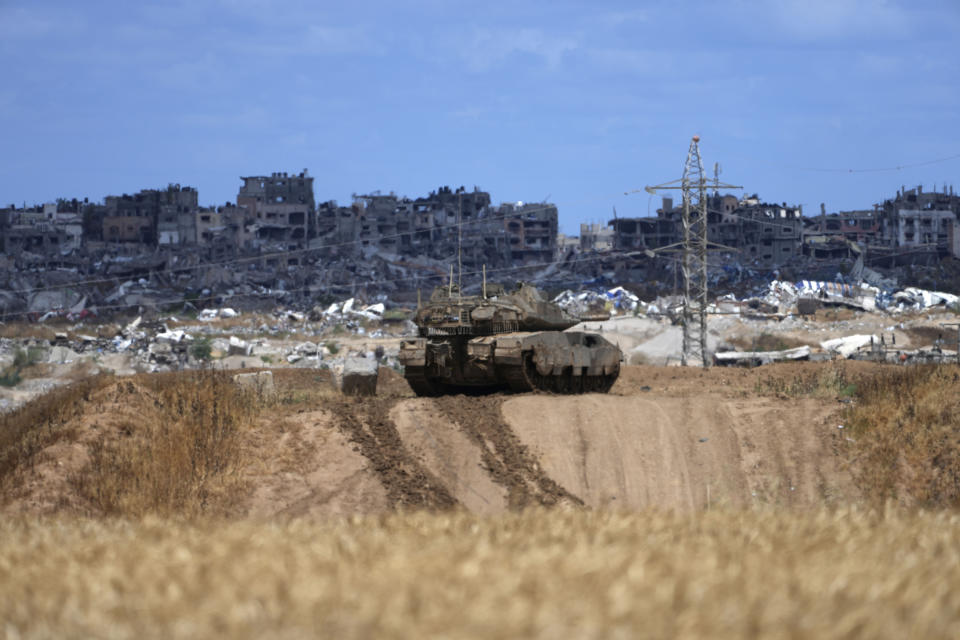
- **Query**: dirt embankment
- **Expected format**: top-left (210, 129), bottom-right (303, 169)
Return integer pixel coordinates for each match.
top-left (1, 365), bottom-right (861, 518)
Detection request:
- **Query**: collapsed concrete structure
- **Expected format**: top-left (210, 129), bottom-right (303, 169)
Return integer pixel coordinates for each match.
top-left (610, 193), bottom-right (804, 268)
top-left (2, 174), bottom-right (959, 323)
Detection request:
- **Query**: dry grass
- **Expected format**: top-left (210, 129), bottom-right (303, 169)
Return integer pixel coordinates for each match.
top-left (1, 508), bottom-right (959, 639)
top-left (755, 362), bottom-right (857, 398)
top-left (813, 307), bottom-right (859, 322)
top-left (0, 322), bottom-right (59, 341)
top-left (69, 370), bottom-right (259, 517)
top-left (0, 376), bottom-right (112, 494)
top-left (843, 365), bottom-right (960, 508)
top-left (904, 325), bottom-right (954, 348)
top-left (727, 332), bottom-right (812, 352)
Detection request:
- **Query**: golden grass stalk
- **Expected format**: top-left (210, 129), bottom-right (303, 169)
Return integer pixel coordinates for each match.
top-left (1, 508), bottom-right (958, 639)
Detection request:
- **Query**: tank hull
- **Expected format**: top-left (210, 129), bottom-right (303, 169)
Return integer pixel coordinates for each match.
top-left (399, 331), bottom-right (620, 396)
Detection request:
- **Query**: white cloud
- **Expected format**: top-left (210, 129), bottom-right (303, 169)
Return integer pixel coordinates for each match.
top-left (0, 5), bottom-right (86, 39)
top-left (594, 9), bottom-right (649, 28)
top-left (457, 27), bottom-right (579, 72)
top-left (306, 25), bottom-right (386, 55)
top-left (765, 0), bottom-right (909, 39)
top-left (179, 106), bottom-right (269, 128)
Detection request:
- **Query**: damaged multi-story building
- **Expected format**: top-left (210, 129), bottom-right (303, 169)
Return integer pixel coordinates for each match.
top-left (609, 193), bottom-right (803, 268)
top-left (0, 203), bottom-right (67, 256)
top-left (500, 201), bottom-right (558, 266)
top-left (237, 170), bottom-right (315, 256)
top-left (101, 184), bottom-right (198, 246)
top-left (801, 205), bottom-right (883, 260)
top-left (799, 185), bottom-right (960, 265)
top-left (880, 184), bottom-right (960, 257)
top-left (312, 186), bottom-right (557, 272)
top-left (579, 223), bottom-right (614, 252)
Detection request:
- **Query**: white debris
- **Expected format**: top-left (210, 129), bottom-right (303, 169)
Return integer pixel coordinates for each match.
top-left (893, 287), bottom-right (959, 310)
top-left (553, 287), bottom-right (641, 317)
top-left (820, 334), bottom-right (878, 358)
top-left (122, 316), bottom-right (142, 336)
top-left (199, 308), bottom-right (239, 321)
top-left (714, 345), bottom-right (811, 366)
top-left (228, 335), bottom-right (252, 356)
top-left (155, 329), bottom-right (190, 344)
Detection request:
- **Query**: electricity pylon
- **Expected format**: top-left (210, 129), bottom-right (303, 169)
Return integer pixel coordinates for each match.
top-left (642, 136), bottom-right (741, 367)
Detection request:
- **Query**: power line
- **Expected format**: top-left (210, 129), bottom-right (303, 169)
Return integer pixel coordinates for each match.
top-left (791, 152), bottom-right (960, 174)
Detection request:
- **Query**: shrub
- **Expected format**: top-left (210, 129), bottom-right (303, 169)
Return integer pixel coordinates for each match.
top-left (0, 369), bottom-right (22, 388)
top-left (190, 337), bottom-right (213, 361)
top-left (72, 370), bottom-right (257, 517)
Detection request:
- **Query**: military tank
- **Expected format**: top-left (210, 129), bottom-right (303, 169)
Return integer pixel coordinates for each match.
top-left (399, 281), bottom-right (621, 396)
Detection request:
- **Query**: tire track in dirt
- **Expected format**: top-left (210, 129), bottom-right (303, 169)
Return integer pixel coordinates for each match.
top-left (433, 395), bottom-right (584, 509)
top-left (328, 396), bottom-right (458, 510)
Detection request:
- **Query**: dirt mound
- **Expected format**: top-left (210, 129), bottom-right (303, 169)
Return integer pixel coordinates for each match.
top-left (2, 365), bottom-right (863, 518)
top-left (501, 394), bottom-right (852, 510)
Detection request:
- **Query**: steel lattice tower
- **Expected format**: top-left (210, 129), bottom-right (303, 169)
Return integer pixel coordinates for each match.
top-left (640, 136), bottom-right (741, 367)
top-left (680, 136), bottom-right (708, 366)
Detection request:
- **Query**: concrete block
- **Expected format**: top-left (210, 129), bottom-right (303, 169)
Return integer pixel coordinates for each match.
top-left (228, 335), bottom-right (252, 356)
top-left (341, 357), bottom-right (378, 396)
top-left (232, 370), bottom-right (275, 398)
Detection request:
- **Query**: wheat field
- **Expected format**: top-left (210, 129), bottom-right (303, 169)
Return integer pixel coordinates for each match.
top-left (4, 364), bottom-right (960, 638)
top-left (2, 508), bottom-right (959, 639)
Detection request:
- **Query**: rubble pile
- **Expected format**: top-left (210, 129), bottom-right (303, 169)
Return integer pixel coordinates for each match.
top-left (553, 287), bottom-right (643, 317)
top-left (755, 279), bottom-right (958, 314)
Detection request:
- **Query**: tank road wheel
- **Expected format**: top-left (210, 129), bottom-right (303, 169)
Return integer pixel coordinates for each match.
top-left (573, 368), bottom-right (587, 394)
top-left (404, 366), bottom-right (440, 397)
top-left (520, 352), bottom-right (549, 393)
top-left (596, 371), bottom-right (618, 393)
top-left (501, 365), bottom-right (532, 393)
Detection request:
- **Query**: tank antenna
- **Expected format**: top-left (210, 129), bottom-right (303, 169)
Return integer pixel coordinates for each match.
top-left (417, 287), bottom-right (421, 309)
top-left (448, 264), bottom-right (453, 296)
top-left (482, 264), bottom-right (487, 299)
top-left (457, 191), bottom-right (463, 300)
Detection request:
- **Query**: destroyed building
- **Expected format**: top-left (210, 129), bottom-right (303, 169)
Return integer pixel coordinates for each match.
top-left (579, 223), bottom-right (614, 251)
top-left (313, 186), bottom-right (555, 272)
top-left (0, 204), bottom-right (68, 255)
top-left (102, 185), bottom-right (198, 246)
top-left (714, 195), bottom-right (803, 266)
top-left (881, 184), bottom-right (960, 256)
top-left (500, 201), bottom-right (558, 265)
top-left (801, 205), bottom-right (882, 260)
top-left (237, 171), bottom-right (315, 253)
top-left (609, 193), bottom-right (803, 268)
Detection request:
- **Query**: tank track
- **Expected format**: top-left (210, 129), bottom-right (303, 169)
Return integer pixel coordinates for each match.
top-left (406, 355), bottom-right (617, 396)
top-left (508, 353), bottom-right (617, 394)
top-left (403, 366), bottom-right (440, 397)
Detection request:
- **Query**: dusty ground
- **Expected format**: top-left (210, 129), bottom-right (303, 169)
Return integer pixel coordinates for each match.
top-left (2, 362), bottom-right (866, 517)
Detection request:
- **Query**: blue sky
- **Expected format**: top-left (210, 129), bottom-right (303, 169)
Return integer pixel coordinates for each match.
top-left (1, 0), bottom-right (958, 233)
